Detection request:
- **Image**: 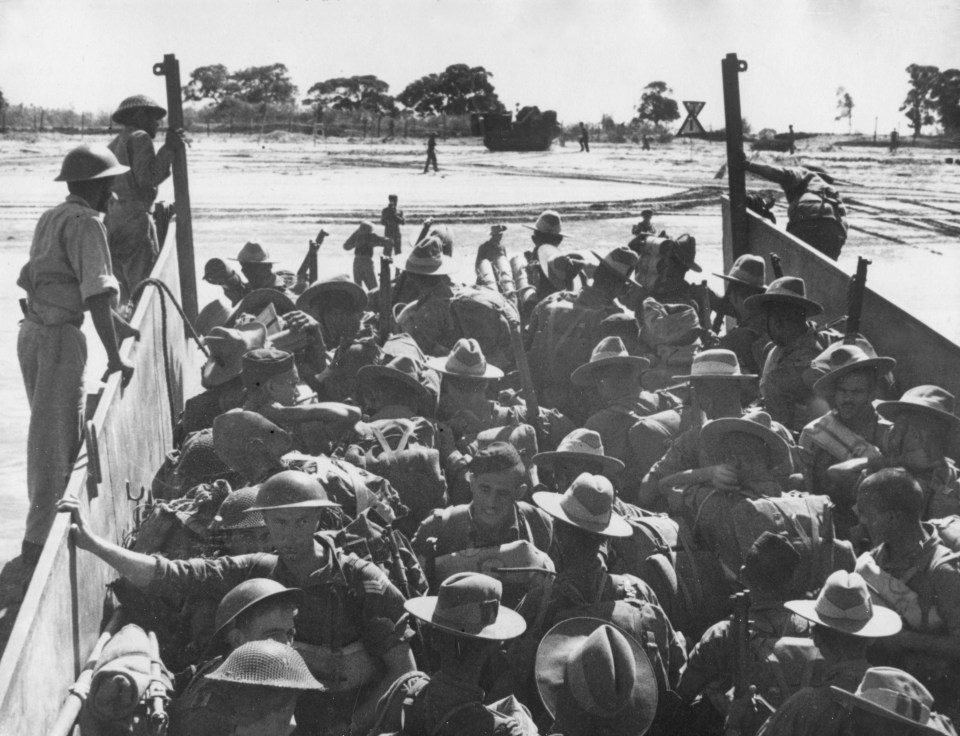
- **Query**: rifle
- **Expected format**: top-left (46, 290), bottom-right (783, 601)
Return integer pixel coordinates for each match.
top-left (379, 255), bottom-right (393, 339)
top-left (146, 630), bottom-right (169, 736)
top-left (297, 229), bottom-right (327, 284)
top-left (725, 591), bottom-right (773, 736)
top-left (769, 252), bottom-right (784, 280)
top-left (843, 257), bottom-right (871, 344)
top-left (507, 315), bottom-right (546, 451)
top-left (697, 279), bottom-right (712, 331)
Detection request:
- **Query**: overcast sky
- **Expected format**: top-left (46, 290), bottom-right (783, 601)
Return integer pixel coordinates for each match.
top-left (1, 0), bottom-right (957, 134)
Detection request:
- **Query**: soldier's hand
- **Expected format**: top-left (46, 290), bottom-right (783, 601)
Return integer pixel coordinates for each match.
top-left (710, 463), bottom-right (739, 491)
top-left (57, 496), bottom-right (97, 552)
top-left (165, 127), bottom-right (187, 151)
top-left (103, 357), bottom-right (135, 388)
top-left (283, 310), bottom-right (321, 335)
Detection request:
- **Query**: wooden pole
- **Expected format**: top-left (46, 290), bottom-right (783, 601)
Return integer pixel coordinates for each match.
top-left (153, 53), bottom-right (198, 322)
top-left (722, 53), bottom-right (750, 260)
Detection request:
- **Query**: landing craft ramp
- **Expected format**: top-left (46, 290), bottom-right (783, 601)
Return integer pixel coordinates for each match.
top-left (0, 223), bottom-right (203, 734)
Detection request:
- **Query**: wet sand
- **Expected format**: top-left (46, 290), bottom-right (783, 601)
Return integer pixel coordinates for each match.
top-left (0, 131), bottom-right (958, 567)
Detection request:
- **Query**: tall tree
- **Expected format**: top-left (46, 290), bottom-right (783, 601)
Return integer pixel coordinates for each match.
top-left (304, 75), bottom-right (394, 115)
top-left (933, 68), bottom-right (960, 134)
top-left (634, 81), bottom-right (681, 127)
top-left (183, 64), bottom-right (233, 104)
top-left (398, 64), bottom-right (504, 117)
top-left (835, 87), bottom-right (854, 133)
top-left (900, 64), bottom-right (940, 139)
top-left (230, 63), bottom-right (297, 107)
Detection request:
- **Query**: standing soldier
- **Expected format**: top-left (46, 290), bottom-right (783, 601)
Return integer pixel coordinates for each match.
top-left (106, 94), bottom-right (184, 303)
top-left (17, 145), bottom-right (134, 566)
top-left (578, 122), bottom-right (590, 152)
top-left (380, 194), bottom-right (405, 256)
top-left (343, 221), bottom-right (390, 291)
top-left (423, 133), bottom-right (439, 173)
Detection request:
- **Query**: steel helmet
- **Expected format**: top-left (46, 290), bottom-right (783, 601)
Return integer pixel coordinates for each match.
top-left (210, 486), bottom-right (267, 532)
top-left (247, 469), bottom-right (340, 512)
top-left (112, 94), bottom-right (167, 126)
top-left (211, 578), bottom-right (303, 642)
top-left (54, 144), bottom-right (129, 182)
top-left (205, 639), bottom-right (325, 691)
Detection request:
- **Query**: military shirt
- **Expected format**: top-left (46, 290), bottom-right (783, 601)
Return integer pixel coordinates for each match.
top-left (108, 128), bottom-right (173, 206)
top-left (918, 459), bottom-right (960, 520)
top-left (17, 195), bottom-right (119, 325)
top-left (402, 672), bottom-right (527, 736)
top-left (718, 311), bottom-right (768, 375)
top-left (148, 533), bottom-right (412, 656)
top-left (412, 502), bottom-right (553, 558)
top-left (760, 327), bottom-right (832, 434)
top-left (397, 281), bottom-right (460, 357)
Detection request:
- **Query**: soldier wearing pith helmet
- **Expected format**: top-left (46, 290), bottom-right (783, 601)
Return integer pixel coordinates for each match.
top-left (106, 94), bottom-right (185, 303)
top-left (18, 144), bottom-right (132, 564)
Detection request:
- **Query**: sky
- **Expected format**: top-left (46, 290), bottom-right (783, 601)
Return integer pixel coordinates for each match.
top-left (1, 0), bottom-right (957, 134)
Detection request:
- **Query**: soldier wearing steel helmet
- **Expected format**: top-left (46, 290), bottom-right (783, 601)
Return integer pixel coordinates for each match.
top-left (59, 469), bottom-right (416, 735)
top-left (106, 94), bottom-right (185, 303)
top-left (17, 144), bottom-right (136, 566)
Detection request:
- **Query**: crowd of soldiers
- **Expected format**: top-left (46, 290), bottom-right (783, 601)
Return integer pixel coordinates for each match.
top-left (34, 97), bottom-right (960, 736)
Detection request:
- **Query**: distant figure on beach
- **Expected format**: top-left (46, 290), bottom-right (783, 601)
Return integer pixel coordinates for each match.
top-left (740, 154), bottom-right (848, 260)
top-left (642, 134), bottom-right (651, 151)
top-left (579, 122), bottom-right (590, 152)
top-left (380, 194), bottom-right (405, 256)
top-left (631, 208), bottom-right (655, 236)
top-left (423, 133), bottom-right (438, 173)
top-left (106, 95), bottom-right (184, 306)
top-left (890, 129), bottom-right (900, 152)
top-left (343, 220), bottom-right (390, 289)
top-left (17, 145), bottom-right (135, 565)
top-left (475, 224), bottom-right (508, 269)
top-left (788, 124), bottom-right (797, 154)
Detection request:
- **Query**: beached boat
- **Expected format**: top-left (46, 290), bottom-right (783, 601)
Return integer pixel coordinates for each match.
top-left (475, 106), bottom-right (559, 152)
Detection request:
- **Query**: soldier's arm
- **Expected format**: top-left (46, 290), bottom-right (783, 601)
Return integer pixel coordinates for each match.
top-left (129, 130), bottom-right (176, 188)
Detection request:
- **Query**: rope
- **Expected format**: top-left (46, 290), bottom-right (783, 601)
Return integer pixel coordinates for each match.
top-left (130, 277), bottom-right (209, 437)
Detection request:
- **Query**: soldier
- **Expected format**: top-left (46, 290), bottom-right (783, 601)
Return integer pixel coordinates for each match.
top-left (60, 469), bottom-right (417, 735)
top-left (412, 443), bottom-right (553, 596)
top-left (521, 210), bottom-right (577, 301)
top-left (647, 234), bottom-right (708, 313)
top-left (475, 224), bottom-right (508, 269)
top-left (382, 572), bottom-right (531, 736)
top-left (17, 144), bottom-right (133, 565)
top-left (572, 337), bottom-right (678, 498)
top-left (212, 411), bottom-right (294, 487)
top-left (229, 242), bottom-right (289, 293)
top-left (756, 570), bottom-right (903, 736)
top-left (741, 156), bottom-right (848, 260)
top-left (295, 274), bottom-right (368, 349)
top-left (760, 667), bottom-right (958, 736)
top-left (799, 344), bottom-right (896, 536)
top-left (536, 619), bottom-right (658, 736)
top-left (169, 639), bottom-right (324, 736)
top-left (677, 532), bottom-right (812, 730)
top-left (105, 94), bottom-right (184, 303)
top-left (424, 133), bottom-right (439, 173)
top-left (396, 235), bottom-right (462, 357)
top-left (744, 276), bottom-right (830, 434)
top-left (209, 487), bottom-right (273, 556)
top-left (532, 428), bottom-right (625, 492)
top-left (343, 221), bottom-right (390, 291)
top-left (380, 194), bottom-right (405, 256)
top-left (638, 349), bottom-right (760, 509)
top-left (525, 246), bottom-right (639, 423)
top-left (632, 208), bottom-right (656, 236)
top-left (713, 254), bottom-right (769, 375)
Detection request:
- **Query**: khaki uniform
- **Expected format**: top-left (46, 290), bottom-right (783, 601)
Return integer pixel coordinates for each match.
top-left (917, 459), bottom-right (960, 520)
top-left (106, 128), bottom-right (173, 299)
top-left (398, 672), bottom-right (528, 736)
top-left (760, 327), bottom-right (832, 434)
top-left (397, 281), bottom-right (460, 357)
top-left (718, 311), bottom-right (768, 375)
top-left (17, 194), bottom-right (119, 547)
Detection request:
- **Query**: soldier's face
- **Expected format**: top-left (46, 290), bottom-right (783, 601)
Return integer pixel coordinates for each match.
top-left (232, 696), bottom-right (298, 736)
top-left (263, 508), bottom-right (322, 560)
top-left (855, 494), bottom-right (892, 545)
top-left (225, 526), bottom-right (274, 555)
top-left (267, 368), bottom-right (300, 407)
top-left (234, 602), bottom-right (297, 647)
top-left (833, 372), bottom-right (877, 422)
top-left (470, 469), bottom-right (525, 530)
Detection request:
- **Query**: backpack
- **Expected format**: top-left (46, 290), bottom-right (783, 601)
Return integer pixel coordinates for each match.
top-left (131, 480), bottom-right (232, 558)
top-left (344, 417), bottom-right (448, 536)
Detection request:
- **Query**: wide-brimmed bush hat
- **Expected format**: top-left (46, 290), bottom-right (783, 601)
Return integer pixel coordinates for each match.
top-left (524, 209), bottom-right (568, 238)
top-left (592, 246), bottom-right (641, 286)
top-left (877, 385), bottom-right (960, 428)
top-left (200, 322), bottom-right (267, 389)
top-left (533, 473), bottom-right (632, 538)
top-left (404, 572), bottom-right (526, 640)
top-left (785, 570), bottom-right (901, 637)
top-left (532, 428), bottom-right (625, 476)
top-left (231, 242), bottom-right (276, 265)
top-left (714, 254), bottom-right (767, 291)
top-left (570, 337), bottom-right (650, 387)
top-left (536, 618), bottom-right (657, 736)
top-left (427, 338), bottom-right (503, 380)
top-left (669, 234), bottom-right (702, 273)
top-left (672, 349), bottom-right (757, 383)
top-left (700, 409), bottom-right (792, 470)
top-left (744, 276), bottom-right (823, 316)
top-left (296, 274), bottom-right (368, 315)
top-left (811, 344), bottom-right (897, 395)
top-left (830, 668), bottom-right (950, 735)
top-left (112, 94), bottom-right (167, 126)
top-left (399, 235), bottom-right (458, 276)
top-left (357, 355), bottom-right (433, 407)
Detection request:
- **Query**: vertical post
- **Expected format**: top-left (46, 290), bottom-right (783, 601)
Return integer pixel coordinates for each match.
top-left (153, 53), bottom-right (198, 323)
top-left (722, 52), bottom-right (749, 260)
top-left (80, 112), bottom-right (84, 138)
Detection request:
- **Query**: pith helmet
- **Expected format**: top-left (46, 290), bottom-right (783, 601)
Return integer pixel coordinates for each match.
top-left (112, 95), bottom-right (167, 126)
top-left (205, 639), bottom-right (325, 691)
top-left (54, 144), bottom-right (129, 182)
top-left (247, 469), bottom-right (341, 512)
top-left (212, 578), bottom-right (304, 642)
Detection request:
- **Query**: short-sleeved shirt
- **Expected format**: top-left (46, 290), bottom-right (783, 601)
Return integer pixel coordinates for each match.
top-left (760, 327), bottom-right (831, 434)
top-left (108, 128), bottom-right (172, 206)
top-left (17, 194), bottom-right (119, 325)
top-left (148, 533), bottom-right (412, 657)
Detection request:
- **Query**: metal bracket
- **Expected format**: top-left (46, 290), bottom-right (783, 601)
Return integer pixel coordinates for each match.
top-left (125, 480), bottom-right (145, 503)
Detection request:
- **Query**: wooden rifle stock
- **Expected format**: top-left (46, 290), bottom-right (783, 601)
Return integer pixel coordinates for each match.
top-left (507, 316), bottom-right (546, 450)
top-left (769, 252), bottom-right (784, 280)
top-left (844, 257), bottom-right (870, 344)
top-left (379, 256), bottom-right (393, 338)
top-left (697, 279), bottom-right (712, 330)
top-left (731, 591), bottom-right (751, 699)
